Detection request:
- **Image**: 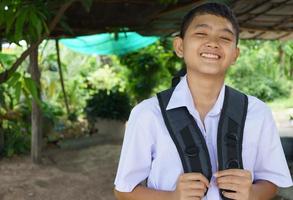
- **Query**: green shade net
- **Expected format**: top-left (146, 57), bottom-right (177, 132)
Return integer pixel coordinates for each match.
top-left (60, 32), bottom-right (159, 55)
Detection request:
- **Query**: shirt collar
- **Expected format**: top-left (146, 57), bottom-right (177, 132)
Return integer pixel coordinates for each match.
top-left (166, 75), bottom-right (225, 117)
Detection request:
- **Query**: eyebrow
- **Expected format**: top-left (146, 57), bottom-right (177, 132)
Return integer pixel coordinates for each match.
top-left (194, 23), bottom-right (235, 36)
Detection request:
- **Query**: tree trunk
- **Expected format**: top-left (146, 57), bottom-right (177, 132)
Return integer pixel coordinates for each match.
top-left (0, 122), bottom-right (4, 155)
top-left (278, 44), bottom-right (285, 78)
top-left (29, 46), bottom-right (43, 164)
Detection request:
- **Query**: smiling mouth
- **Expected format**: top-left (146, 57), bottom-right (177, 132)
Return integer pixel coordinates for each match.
top-left (200, 53), bottom-right (221, 59)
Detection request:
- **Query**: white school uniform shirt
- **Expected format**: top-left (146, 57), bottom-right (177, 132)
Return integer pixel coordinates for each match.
top-left (114, 76), bottom-right (293, 199)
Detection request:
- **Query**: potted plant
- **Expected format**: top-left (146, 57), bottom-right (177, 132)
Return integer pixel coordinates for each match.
top-left (85, 89), bottom-right (132, 139)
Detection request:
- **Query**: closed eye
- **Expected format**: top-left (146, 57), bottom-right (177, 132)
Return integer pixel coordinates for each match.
top-left (195, 32), bottom-right (207, 36)
top-left (220, 37), bottom-right (232, 41)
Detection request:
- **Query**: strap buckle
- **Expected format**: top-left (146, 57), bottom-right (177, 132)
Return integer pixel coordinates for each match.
top-left (185, 146), bottom-right (199, 157)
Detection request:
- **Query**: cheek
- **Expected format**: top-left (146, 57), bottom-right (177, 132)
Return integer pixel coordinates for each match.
top-left (182, 41), bottom-right (199, 56)
top-left (225, 48), bottom-right (238, 62)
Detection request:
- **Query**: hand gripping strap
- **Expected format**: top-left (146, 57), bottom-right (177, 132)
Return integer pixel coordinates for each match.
top-left (157, 89), bottom-right (212, 181)
top-left (217, 86), bottom-right (248, 200)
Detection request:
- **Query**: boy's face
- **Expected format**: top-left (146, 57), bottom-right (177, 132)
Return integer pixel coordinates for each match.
top-left (174, 14), bottom-right (239, 77)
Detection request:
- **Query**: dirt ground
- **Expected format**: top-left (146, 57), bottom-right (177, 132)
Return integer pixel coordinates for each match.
top-left (0, 141), bottom-right (121, 200)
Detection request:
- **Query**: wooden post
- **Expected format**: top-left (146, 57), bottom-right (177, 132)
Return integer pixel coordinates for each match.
top-left (29, 45), bottom-right (43, 164)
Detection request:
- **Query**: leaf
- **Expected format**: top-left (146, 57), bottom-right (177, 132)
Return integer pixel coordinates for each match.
top-left (14, 7), bottom-right (28, 42)
top-left (30, 10), bottom-right (43, 39)
top-left (14, 81), bottom-right (21, 103)
top-left (23, 77), bottom-right (42, 107)
top-left (22, 89), bottom-right (32, 112)
top-left (6, 72), bottom-right (21, 88)
top-left (5, 12), bottom-right (16, 35)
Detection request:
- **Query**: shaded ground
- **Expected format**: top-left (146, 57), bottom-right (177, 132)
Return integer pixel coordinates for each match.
top-left (0, 142), bottom-right (121, 200)
top-left (0, 108), bottom-right (292, 200)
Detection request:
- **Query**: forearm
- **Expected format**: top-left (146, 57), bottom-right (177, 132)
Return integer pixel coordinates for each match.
top-left (251, 180), bottom-right (278, 200)
top-left (114, 185), bottom-right (174, 200)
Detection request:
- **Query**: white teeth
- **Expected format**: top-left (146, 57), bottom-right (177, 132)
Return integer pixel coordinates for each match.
top-left (200, 53), bottom-right (220, 59)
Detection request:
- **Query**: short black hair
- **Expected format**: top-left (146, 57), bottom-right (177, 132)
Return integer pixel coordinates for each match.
top-left (180, 2), bottom-right (239, 45)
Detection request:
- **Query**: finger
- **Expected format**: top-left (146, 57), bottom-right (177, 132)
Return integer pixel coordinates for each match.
top-left (182, 173), bottom-right (210, 187)
top-left (214, 169), bottom-right (251, 178)
top-left (222, 191), bottom-right (238, 200)
top-left (216, 175), bottom-right (251, 185)
top-left (183, 180), bottom-right (206, 190)
top-left (185, 189), bottom-right (206, 198)
top-left (186, 197), bottom-right (200, 200)
top-left (217, 183), bottom-right (238, 192)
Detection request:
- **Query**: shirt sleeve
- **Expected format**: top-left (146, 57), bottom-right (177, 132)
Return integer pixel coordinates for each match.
top-left (253, 107), bottom-right (293, 187)
top-left (114, 102), bottom-right (155, 192)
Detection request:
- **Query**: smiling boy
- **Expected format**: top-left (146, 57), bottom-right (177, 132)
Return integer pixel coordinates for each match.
top-left (114, 3), bottom-right (293, 200)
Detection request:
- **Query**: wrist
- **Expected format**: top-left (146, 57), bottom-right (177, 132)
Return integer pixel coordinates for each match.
top-left (249, 184), bottom-right (259, 200)
top-left (169, 190), bottom-right (177, 200)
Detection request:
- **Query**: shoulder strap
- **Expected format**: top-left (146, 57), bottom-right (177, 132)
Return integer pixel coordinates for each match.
top-left (217, 86), bottom-right (248, 171)
top-left (157, 88), bottom-right (212, 181)
top-left (218, 86), bottom-right (248, 200)
top-left (157, 85), bottom-right (248, 188)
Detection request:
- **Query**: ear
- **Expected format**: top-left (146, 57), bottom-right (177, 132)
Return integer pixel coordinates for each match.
top-left (173, 36), bottom-right (184, 58)
top-left (232, 47), bottom-right (240, 64)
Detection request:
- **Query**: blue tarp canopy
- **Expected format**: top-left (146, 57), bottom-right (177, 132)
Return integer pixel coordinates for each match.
top-left (60, 32), bottom-right (159, 55)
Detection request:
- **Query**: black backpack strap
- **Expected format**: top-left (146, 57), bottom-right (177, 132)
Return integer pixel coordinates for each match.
top-left (171, 68), bottom-right (186, 87)
top-left (157, 88), bottom-right (212, 181)
top-left (217, 86), bottom-right (248, 199)
top-left (217, 86), bottom-right (248, 170)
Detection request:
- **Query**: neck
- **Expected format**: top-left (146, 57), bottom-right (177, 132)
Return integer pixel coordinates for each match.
top-left (186, 69), bottom-right (224, 122)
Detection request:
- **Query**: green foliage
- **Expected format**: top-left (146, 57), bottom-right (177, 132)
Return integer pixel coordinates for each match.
top-left (0, 52), bottom-right (17, 69)
top-left (226, 40), bottom-right (292, 102)
top-left (85, 89), bottom-right (131, 121)
top-left (2, 121), bottom-right (31, 157)
top-left (0, 52), bottom-right (42, 112)
top-left (268, 89), bottom-right (293, 109)
top-left (0, 0), bottom-right (50, 43)
top-left (119, 39), bottom-right (181, 103)
top-left (0, 0), bottom-right (94, 43)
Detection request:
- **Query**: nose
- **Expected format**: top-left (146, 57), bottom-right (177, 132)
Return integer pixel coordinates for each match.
top-left (205, 37), bottom-right (219, 49)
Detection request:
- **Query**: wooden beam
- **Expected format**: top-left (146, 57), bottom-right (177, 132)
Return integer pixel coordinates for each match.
top-left (241, 26), bottom-right (293, 32)
top-left (29, 46), bottom-right (43, 164)
top-left (235, 0), bottom-right (269, 17)
top-left (251, 31), bottom-right (266, 39)
top-left (239, 0), bottom-right (291, 25)
top-left (151, 0), bottom-right (204, 19)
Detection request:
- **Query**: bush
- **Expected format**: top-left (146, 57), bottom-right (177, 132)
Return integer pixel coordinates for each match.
top-left (227, 65), bottom-right (291, 102)
top-left (85, 89), bottom-right (131, 122)
top-left (2, 121), bottom-right (31, 157)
